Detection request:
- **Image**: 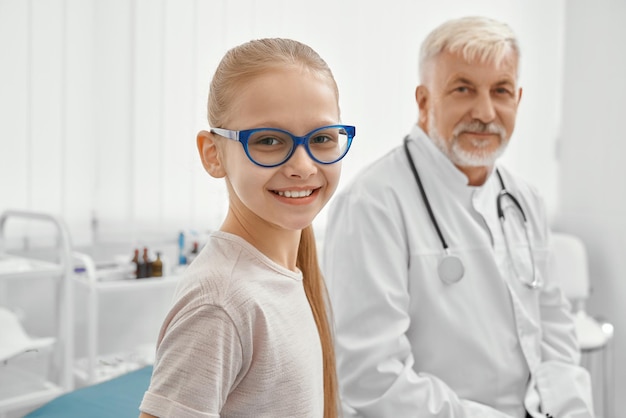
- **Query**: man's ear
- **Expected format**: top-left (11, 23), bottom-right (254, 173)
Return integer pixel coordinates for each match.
top-left (517, 87), bottom-right (523, 105)
top-left (415, 85), bottom-right (430, 130)
top-left (197, 130), bottom-right (226, 178)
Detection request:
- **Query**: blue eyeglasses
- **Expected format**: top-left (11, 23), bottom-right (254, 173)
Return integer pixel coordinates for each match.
top-left (210, 124), bottom-right (355, 168)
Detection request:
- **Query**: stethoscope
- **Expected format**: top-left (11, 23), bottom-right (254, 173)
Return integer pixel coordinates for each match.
top-left (403, 137), bottom-right (541, 289)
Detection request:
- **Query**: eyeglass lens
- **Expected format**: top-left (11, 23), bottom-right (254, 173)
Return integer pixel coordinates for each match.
top-left (246, 127), bottom-right (349, 165)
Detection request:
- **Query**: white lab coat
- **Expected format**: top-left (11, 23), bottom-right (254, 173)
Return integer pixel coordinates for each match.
top-left (323, 125), bottom-right (594, 418)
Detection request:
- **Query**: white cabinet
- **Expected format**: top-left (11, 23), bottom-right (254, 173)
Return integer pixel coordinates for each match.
top-left (71, 251), bottom-right (179, 386)
top-left (0, 210), bottom-right (74, 415)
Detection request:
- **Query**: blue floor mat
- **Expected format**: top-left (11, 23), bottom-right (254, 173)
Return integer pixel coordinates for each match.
top-left (25, 366), bottom-right (152, 418)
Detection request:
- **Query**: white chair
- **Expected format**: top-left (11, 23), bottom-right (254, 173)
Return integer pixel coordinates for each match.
top-left (549, 232), bottom-right (614, 418)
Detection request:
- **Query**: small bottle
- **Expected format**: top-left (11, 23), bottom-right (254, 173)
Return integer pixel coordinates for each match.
top-left (187, 241), bottom-right (199, 265)
top-left (136, 248), bottom-right (147, 279)
top-left (152, 252), bottom-right (163, 277)
top-left (142, 247), bottom-right (153, 277)
top-left (131, 248), bottom-right (140, 278)
top-left (178, 232), bottom-right (187, 265)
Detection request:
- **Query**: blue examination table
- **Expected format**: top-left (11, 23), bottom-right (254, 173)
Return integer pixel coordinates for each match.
top-left (25, 366), bottom-right (152, 418)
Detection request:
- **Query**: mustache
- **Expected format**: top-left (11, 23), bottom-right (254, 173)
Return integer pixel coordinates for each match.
top-left (453, 120), bottom-right (507, 138)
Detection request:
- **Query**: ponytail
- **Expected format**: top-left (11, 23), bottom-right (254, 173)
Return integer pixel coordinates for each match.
top-left (297, 225), bottom-right (339, 418)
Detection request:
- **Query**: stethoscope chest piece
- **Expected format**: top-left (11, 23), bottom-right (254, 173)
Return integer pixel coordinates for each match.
top-left (438, 254), bottom-right (464, 284)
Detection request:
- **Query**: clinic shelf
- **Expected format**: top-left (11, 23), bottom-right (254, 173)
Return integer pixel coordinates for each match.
top-left (73, 345), bottom-right (155, 386)
top-left (0, 254), bottom-right (64, 281)
top-left (71, 251), bottom-right (179, 386)
top-left (0, 365), bottom-right (64, 412)
top-left (0, 210), bottom-right (74, 415)
top-left (72, 274), bottom-right (180, 292)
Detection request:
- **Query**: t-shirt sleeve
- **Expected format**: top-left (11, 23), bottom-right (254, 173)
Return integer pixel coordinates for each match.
top-left (140, 304), bottom-right (243, 418)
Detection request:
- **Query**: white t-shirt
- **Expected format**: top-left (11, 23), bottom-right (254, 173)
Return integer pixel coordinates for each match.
top-left (140, 231), bottom-right (324, 418)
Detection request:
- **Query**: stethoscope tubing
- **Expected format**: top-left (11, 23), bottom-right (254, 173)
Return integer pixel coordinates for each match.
top-left (403, 137), bottom-right (449, 250)
top-left (402, 136), bottom-right (541, 289)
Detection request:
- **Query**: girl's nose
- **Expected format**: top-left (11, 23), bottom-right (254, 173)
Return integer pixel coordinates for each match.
top-left (283, 145), bottom-right (317, 179)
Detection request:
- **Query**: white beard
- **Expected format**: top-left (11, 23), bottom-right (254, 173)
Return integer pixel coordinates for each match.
top-left (428, 108), bottom-right (510, 167)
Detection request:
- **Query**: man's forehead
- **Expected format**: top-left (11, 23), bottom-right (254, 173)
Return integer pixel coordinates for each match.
top-left (431, 50), bottom-right (519, 82)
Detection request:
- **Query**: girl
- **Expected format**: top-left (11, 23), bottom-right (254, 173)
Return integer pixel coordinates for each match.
top-left (139, 38), bottom-right (354, 418)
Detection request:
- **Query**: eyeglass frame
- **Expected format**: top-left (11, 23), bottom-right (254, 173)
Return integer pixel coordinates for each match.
top-left (210, 124), bottom-right (355, 168)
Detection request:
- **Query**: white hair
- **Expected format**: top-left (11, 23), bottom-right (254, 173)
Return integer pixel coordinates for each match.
top-left (418, 16), bottom-right (520, 81)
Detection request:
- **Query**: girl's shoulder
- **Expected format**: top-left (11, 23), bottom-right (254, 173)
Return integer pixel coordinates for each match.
top-left (174, 231), bottom-right (302, 311)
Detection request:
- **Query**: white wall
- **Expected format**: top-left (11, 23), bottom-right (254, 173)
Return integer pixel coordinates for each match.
top-left (1, 0), bottom-right (566, 246)
top-left (558, 0), bottom-right (626, 414)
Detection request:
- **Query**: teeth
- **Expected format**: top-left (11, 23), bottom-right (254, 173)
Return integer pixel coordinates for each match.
top-left (276, 190), bottom-right (313, 198)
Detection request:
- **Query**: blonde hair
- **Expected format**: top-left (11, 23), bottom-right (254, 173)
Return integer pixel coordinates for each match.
top-left (208, 38), bottom-right (340, 128)
top-left (206, 38), bottom-right (340, 418)
top-left (297, 225), bottom-right (339, 417)
top-left (419, 16), bottom-right (520, 81)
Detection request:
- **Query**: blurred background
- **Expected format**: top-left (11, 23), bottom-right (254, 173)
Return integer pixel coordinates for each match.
top-left (1, 0), bottom-right (624, 415)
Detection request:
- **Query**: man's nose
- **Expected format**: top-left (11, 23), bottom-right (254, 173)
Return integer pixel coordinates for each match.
top-left (470, 92), bottom-right (497, 124)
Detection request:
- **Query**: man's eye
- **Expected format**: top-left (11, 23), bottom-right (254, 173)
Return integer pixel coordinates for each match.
top-left (495, 87), bottom-right (513, 95)
top-left (455, 86), bottom-right (469, 93)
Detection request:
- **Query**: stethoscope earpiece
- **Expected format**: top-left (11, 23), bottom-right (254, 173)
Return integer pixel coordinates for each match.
top-left (438, 255), bottom-right (464, 284)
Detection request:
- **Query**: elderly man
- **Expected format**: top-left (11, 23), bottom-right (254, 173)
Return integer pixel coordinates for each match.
top-left (323, 16), bottom-right (594, 418)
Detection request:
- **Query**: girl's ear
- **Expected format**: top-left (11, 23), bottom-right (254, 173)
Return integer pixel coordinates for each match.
top-left (197, 130), bottom-right (226, 178)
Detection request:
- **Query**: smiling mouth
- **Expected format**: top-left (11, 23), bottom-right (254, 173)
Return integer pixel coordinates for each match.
top-left (273, 189), bottom-right (314, 198)
top-left (462, 130), bottom-right (498, 137)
